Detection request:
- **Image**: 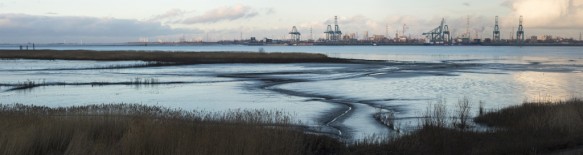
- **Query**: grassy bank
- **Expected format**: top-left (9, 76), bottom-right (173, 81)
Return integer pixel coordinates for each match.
top-left (0, 50), bottom-right (346, 63)
top-left (353, 98), bottom-right (583, 154)
top-left (1, 99), bottom-right (582, 154)
top-left (0, 104), bottom-right (343, 155)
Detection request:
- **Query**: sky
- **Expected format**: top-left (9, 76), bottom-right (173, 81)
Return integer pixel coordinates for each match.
top-left (0, 0), bottom-right (582, 43)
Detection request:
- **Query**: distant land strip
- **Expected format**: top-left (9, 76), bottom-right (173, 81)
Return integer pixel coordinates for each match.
top-left (0, 50), bottom-right (350, 64)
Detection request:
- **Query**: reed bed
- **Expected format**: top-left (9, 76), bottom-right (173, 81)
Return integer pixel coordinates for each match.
top-left (0, 50), bottom-right (345, 64)
top-left (1, 78), bottom-right (187, 91)
top-left (349, 98), bottom-right (583, 154)
top-left (0, 104), bottom-right (343, 155)
top-left (1, 98), bottom-right (582, 154)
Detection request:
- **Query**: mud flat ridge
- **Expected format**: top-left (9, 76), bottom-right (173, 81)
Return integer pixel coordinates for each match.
top-left (0, 50), bottom-right (350, 64)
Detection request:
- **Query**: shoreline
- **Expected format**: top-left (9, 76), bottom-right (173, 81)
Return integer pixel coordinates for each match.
top-left (0, 49), bottom-right (351, 64)
top-left (4, 42), bottom-right (583, 46)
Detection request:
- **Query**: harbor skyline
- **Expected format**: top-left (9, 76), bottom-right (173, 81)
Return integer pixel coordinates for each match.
top-left (0, 0), bottom-right (582, 43)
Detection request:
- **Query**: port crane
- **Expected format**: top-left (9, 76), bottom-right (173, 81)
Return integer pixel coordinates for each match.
top-left (324, 16), bottom-right (342, 41)
top-left (289, 26), bottom-right (301, 42)
top-left (493, 16), bottom-right (501, 42)
top-left (516, 16), bottom-right (525, 44)
top-left (422, 18), bottom-right (451, 45)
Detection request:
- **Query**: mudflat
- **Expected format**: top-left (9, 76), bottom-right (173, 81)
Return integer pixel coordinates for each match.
top-left (0, 50), bottom-right (348, 63)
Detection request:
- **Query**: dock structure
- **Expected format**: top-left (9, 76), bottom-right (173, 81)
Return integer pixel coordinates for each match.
top-left (325, 25), bottom-right (334, 41)
top-left (493, 16), bottom-right (501, 42)
top-left (324, 16), bottom-right (342, 41)
top-left (516, 16), bottom-right (525, 44)
top-left (265, 15), bottom-right (580, 46)
top-left (422, 18), bottom-right (451, 45)
top-left (289, 26), bottom-right (301, 42)
top-left (333, 16), bottom-right (342, 41)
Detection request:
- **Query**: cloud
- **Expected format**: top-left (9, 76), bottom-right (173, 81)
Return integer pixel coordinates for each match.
top-left (265, 8), bottom-right (276, 15)
top-left (503, 0), bottom-right (583, 29)
top-left (463, 2), bottom-right (471, 6)
top-left (337, 15), bottom-right (382, 33)
top-left (171, 4), bottom-right (259, 24)
top-left (0, 14), bottom-right (200, 43)
top-left (149, 9), bottom-right (188, 21)
top-left (149, 4), bottom-right (272, 25)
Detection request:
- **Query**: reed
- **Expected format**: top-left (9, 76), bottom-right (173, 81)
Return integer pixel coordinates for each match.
top-left (0, 103), bottom-right (344, 155)
top-left (349, 98), bottom-right (583, 154)
top-left (2, 78), bottom-right (189, 91)
top-left (5, 80), bottom-right (45, 90)
top-left (1, 98), bottom-right (582, 154)
top-left (373, 108), bottom-right (397, 131)
top-left (0, 50), bottom-right (346, 64)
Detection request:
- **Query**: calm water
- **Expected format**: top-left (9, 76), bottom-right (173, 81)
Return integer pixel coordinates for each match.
top-left (1, 45), bottom-right (582, 140)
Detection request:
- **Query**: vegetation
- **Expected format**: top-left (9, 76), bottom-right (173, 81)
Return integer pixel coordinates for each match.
top-left (67, 61), bottom-right (179, 70)
top-left (351, 98), bottom-right (583, 154)
top-left (0, 50), bottom-right (347, 64)
top-left (1, 98), bottom-right (582, 154)
top-left (372, 106), bottom-right (399, 132)
top-left (1, 78), bottom-right (196, 91)
top-left (0, 104), bottom-right (343, 155)
top-left (9, 80), bottom-right (43, 90)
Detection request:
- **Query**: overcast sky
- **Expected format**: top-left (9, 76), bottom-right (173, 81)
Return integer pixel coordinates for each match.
top-left (0, 0), bottom-right (582, 43)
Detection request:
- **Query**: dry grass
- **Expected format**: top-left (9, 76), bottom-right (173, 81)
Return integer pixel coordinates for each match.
top-left (2, 99), bottom-right (582, 154)
top-left (373, 110), bottom-right (398, 131)
top-left (423, 98), bottom-right (448, 128)
top-left (348, 98), bottom-right (583, 155)
top-left (0, 104), bottom-right (343, 155)
top-left (0, 50), bottom-right (345, 63)
top-left (453, 97), bottom-right (471, 129)
top-left (475, 98), bottom-right (583, 131)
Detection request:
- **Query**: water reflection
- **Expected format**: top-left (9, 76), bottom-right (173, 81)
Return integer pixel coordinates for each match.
top-left (513, 71), bottom-right (583, 101)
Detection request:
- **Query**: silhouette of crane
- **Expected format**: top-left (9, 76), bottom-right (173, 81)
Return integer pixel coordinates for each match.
top-left (289, 26), bottom-right (301, 42)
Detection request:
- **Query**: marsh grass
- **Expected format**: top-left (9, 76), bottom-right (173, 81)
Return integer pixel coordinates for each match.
top-left (423, 98), bottom-right (448, 128)
top-left (0, 50), bottom-right (344, 64)
top-left (372, 106), bottom-right (400, 132)
top-left (2, 78), bottom-right (191, 91)
top-left (373, 111), bottom-right (396, 131)
top-left (453, 97), bottom-right (471, 129)
top-left (1, 99), bottom-right (582, 154)
top-left (475, 98), bottom-right (583, 134)
top-left (349, 98), bottom-right (583, 154)
top-left (74, 61), bottom-right (179, 70)
top-left (2, 80), bottom-right (46, 91)
top-left (18, 80), bottom-right (40, 89)
top-left (0, 104), bottom-right (343, 155)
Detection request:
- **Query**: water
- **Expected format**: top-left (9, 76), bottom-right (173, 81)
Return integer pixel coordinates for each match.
top-left (2, 44), bottom-right (581, 62)
top-left (1, 45), bottom-right (582, 140)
